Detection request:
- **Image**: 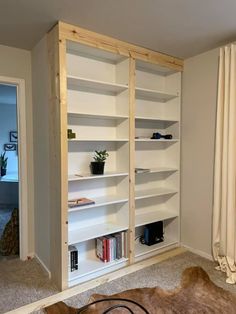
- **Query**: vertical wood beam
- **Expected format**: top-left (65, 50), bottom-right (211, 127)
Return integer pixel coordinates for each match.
top-left (129, 56), bottom-right (136, 264)
top-left (47, 25), bottom-right (68, 290)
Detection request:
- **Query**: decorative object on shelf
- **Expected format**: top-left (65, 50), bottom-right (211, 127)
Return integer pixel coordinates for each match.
top-left (67, 129), bottom-right (76, 139)
top-left (68, 198), bottom-right (95, 208)
top-left (151, 132), bottom-right (173, 140)
top-left (4, 143), bottom-right (17, 151)
top-left (91, 150), bottom-right (109, 175)
top-left (0, 152), bottom-right (8, 177)
top-left (9, 131), bottom-right (18, 142)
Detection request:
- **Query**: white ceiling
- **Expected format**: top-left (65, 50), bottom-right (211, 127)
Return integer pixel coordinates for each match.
top-left (1, 0), bottom-right (236, 59)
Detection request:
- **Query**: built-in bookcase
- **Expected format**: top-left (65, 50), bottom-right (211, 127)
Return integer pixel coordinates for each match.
top-left (66, 41), bottom-right (130, 286)
top-left (134, 60), bottom-right (181, 261)
top-left (46, 22), bottom-right (183, 290)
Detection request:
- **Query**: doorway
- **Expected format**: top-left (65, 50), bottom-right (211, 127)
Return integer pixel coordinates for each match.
top-left (0, 84), bottom-right (19, 259)
top-left (0, 76), bottom-right (28, 260)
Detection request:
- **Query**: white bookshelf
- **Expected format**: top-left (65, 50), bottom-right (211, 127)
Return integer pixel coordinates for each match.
top-left (63, 37), bottom-right (181, 287)
top-left (43, 22), bottom-right (183, 290)
top-left (68, 223), bottom-right (128, 244)
top-left (68, 194), bottom-right (128, 212)
top-left (134, 58), bottom-right (181, 259)
top-left (66, 40), bottom-right (130, 285)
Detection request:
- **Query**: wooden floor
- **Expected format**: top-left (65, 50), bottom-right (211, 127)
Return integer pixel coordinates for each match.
top-left (6, 247), bottom-right (186, 314)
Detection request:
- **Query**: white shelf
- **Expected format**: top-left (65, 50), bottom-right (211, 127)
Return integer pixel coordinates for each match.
top-left (135, 138), bottom-right (179, 143)
top-left (135, 237), bottom-right (178, 258)
top-left (136, 59), bottom-right (178, 76)
top-left (135, 167), bottom-right (178, 175)
top-left (67, 41), bottom-right (126, 64)
top-left (68, 223), bottom-right (128, 244)
top-left (136, 87), bottom-right (178, 102)
top-left (135, 209), bottom-right (178, 227)
top-left (135, 116), bottom-right (178, 124)
top-left (67, 76), bottom-right (128, 95)
top-left (135, 187), bottom-right (177, 201)
top-left (68, 138), bottom-right (129, 142)
top-left (68, 195), bottom-right (128, 212)
top-left (69, 257), bottom-right (128, 282)
top-left (68, 171), bottom-right (129, 181)
top-left (68, 112), bottom-right (128, 120)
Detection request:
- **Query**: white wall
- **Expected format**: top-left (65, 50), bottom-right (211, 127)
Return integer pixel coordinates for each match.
top-left (0, 44), bottom-right (34, 254)
top-left (31, 37), bottom-right (50, 270)
top-left (0, 101), bottom-right (18, 173)
top-left (181, 48), bottom-right (219, 258)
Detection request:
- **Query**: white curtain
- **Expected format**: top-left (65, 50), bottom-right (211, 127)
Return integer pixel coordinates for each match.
top-left (213, 44), bottom-right (236, 284)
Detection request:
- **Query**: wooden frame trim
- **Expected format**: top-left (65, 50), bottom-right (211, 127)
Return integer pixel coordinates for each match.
top-left (0, 76), bottom-right (28, 260)
top-left (128, 57), bottom-right (136, 264)
top-left (47, 25), bottom-right (68, 290)
top-left (58, 21), bottom-right (183, 71)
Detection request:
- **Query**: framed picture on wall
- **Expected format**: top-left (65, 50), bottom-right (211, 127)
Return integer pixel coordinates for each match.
top-left (4, 143), bottom-right (17, 151)
top-left (9, 131), bottom-right (18, 142)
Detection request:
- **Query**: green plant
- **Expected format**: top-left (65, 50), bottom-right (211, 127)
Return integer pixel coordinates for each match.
top-left (93, 150), bottom-right (109, 162)
top-left (0, 152), bottom-right (8, 169)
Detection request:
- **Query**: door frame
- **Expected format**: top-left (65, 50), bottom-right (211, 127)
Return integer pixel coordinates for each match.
top-left (0, 76), bottom-right (28, 260)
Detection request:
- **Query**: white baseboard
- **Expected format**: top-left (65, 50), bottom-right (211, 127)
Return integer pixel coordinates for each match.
top-left (34, 253), bottom-right (51, 279)
top-left (181, 244), bottom-right (214, 261)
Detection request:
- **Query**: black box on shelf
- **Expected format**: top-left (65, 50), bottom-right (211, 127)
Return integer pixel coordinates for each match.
top-left (144, 221), bottom-right (164, 246)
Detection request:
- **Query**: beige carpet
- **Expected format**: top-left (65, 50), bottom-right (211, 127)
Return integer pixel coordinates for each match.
top-left (36, 252), bottom-right (236, 314)
top-left (1, 251), bottom-right (236, 313)
top-left (0, 258), bottom-right (58, 314)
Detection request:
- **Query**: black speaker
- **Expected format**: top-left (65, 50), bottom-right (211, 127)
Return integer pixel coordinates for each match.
top-left (144, 221), bottom-right (164, 246)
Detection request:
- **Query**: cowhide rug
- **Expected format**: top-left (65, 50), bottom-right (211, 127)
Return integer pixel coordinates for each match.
top-left (45, 267), bottom-right (236, 313)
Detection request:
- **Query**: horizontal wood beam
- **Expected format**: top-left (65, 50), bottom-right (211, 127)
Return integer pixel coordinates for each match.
top-left (58, 21), bottom-right (183, 72)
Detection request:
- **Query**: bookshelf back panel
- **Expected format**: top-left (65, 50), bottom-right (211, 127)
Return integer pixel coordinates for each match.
top-left (68, 142), bottom-right (129, 175)
top-left (67, 53), bottom-right (116, 83)
top-left (68, 203), bottom-right (129, 231)
top-left (136, 98), bottom-right (180, 121)
top-left (67, 89), bottom-right (129, 117)
top-left (135, 142), bottom-right (180, 169)
top-left (67, 54), bottom-right (129, 85)
top-left (73, 239), bottom-right (97, 261)
top-left (136, 70), bottom-right (181, 95)
top-left (135, 171), bottom-right (179, 192)
top-left (135, 194), bottom-right (179, 216)
top-left (135, 120), bottom-right (179, 139)
top-left (68, 176), bottom-right (129, 199)
top-left (135, 217), bottom-right (178, 240)
top-left (68, 116), bottom-right (129, 140)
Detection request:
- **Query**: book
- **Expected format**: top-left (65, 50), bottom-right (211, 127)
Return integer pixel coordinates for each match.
top-left (96, 237), bottom-right (107, 262)
top-left (68, 245), bottom-right (78, 272)
top-left (68, 197), bottom-right (95, 208)
top-left (135, 168), bottom-right (151, 173)
top-left (96, 232), bottom-right (127, 263)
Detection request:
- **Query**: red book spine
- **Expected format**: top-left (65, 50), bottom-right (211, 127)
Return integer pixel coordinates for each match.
top-left (103, 238), bottom-right (108, 263)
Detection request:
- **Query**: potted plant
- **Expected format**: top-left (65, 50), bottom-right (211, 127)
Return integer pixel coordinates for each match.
top-left (91, 150), bottom-right (109, 175)
top-left (0, 152), bottom-right (8, 177)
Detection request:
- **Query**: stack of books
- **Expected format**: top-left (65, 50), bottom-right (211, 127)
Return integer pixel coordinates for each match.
top-left (68, 245), bottom-right (78, 272)
top-left (96, 231), bottom-right (127, 263)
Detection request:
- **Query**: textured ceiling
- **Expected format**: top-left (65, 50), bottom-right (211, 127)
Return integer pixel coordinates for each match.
top-left (1, 0), bottom-right (236, 58)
